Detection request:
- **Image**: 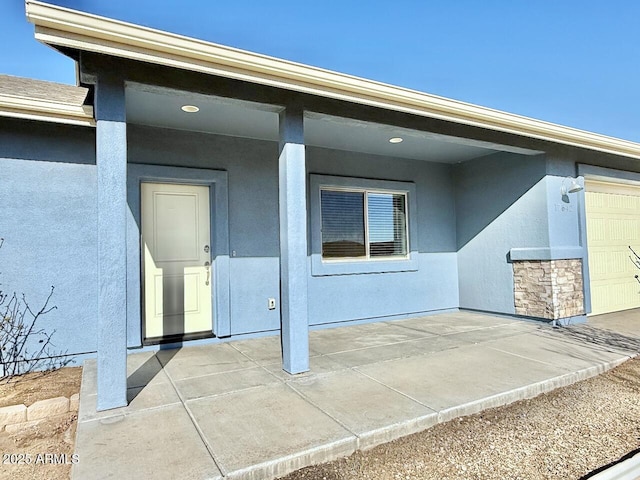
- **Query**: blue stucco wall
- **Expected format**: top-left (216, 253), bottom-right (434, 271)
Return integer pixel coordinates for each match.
top-left (0, 119), bottom-right (97, 363)
top-left (128, 125), bottom-right (459, 333)
top-left (454, 151), bottom-right (548, 314)
top-left (306, 146), bottom-right (459, 325)
top-left (127, 125), bottom-right (282, 336)
top-left (5, 113), bottom-right (638, 362)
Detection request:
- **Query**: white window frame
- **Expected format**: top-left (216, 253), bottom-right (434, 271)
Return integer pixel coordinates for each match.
top-left (319, 186), bottom-right (410, 262)
top-left (310, 174), bottom-right (419, 276)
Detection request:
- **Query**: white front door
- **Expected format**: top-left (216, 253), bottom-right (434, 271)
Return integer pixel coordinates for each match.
top-left (141, 182), bottom-right (213, 339)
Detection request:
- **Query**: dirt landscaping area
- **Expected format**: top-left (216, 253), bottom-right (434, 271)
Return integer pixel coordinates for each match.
top-left (281, 357), bottom-right (640, 480)
top-left (0, 367), bottom-right (81, 480)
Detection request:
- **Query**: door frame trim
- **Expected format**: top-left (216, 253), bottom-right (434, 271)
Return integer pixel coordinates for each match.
top-left (127, 164), bottom-right (231, 347)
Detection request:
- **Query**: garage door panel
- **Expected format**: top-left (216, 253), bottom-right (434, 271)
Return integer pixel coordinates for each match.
top-left (625, 220), bottom-right (640, 242)
top-left (588, 249), bottom-right (635, 278)
top-left (586, 181), bottom-right (640, 316)
top-left (586, 193), bottom-right (605, 209)
top-left (586, 218), bottom-right (607, 243)
top-left (590, 281), bottom-right (640, 316)
top-left (587, 219), bottom-right (640, 244)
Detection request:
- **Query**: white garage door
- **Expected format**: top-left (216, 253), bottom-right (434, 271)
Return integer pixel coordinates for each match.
top-left (585, 180), bottom-right (640, 316)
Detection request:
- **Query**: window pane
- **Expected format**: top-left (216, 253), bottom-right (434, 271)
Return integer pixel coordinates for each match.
top-left (321, 190), bottom-right (366, 258)
top-left (368, 193), bottom-right (407, 257)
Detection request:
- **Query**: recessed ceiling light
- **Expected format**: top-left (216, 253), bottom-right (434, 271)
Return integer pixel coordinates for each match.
top-left (181, 105), bottom-right (200, 113)
top-left (389, 137), bottom-right (403, 144)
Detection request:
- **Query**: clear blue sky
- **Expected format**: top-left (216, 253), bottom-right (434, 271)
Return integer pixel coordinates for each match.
top-left (2, 0), bottom-right (638, 142)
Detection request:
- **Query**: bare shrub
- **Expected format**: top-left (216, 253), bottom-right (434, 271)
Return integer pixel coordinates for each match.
top-left (630, 246), bottom-right (640, 285)
top-left (0, 238), bottom-right (72, 381)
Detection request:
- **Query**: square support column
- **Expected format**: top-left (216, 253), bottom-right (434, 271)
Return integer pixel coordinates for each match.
top-left (95, 75), bottom-right (128, 410)
top-left (279, 106), bottom-right (309, 374)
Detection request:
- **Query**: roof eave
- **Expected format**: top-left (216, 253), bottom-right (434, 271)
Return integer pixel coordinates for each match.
top-left (0, 93), bottom-right (95, 127)
top-left (25, 0), bottom-right (640, 160)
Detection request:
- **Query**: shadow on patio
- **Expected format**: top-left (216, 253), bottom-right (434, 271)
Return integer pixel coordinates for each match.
top-left (73, 310), bottom-right (639, 480)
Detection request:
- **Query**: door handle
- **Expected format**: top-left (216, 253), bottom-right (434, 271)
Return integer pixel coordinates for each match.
top-left (205, 261), bottom-right (210, 286)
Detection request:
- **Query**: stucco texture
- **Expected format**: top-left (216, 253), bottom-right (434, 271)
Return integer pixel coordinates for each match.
top-left (0, 119), bottom-right (97, 361)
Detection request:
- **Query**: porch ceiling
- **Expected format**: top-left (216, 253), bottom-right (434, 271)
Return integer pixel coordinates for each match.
top-left (126, 86), bottom-right (541, 163)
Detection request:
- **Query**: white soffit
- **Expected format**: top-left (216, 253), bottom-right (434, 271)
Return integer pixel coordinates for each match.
top-left (125, 86), bottom-right (536, 162)
top-left (305, 113), bottom-right (539, 163)
top-left (125, 84), bottom-right (280, 141)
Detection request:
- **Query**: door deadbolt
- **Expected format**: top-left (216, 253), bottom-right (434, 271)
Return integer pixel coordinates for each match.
top-left (204, 245), bottom-right (210, 253)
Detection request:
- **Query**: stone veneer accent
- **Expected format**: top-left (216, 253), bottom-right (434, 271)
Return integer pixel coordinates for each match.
top-left (513, 259), bottom-right (585, 320)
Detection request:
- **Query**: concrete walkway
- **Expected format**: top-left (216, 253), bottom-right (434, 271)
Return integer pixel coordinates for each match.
top-left (72, 311), bottom-right (639, 480)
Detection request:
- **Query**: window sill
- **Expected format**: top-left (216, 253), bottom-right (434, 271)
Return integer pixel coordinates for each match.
top-left (310, 253), bottom-right (418, 276)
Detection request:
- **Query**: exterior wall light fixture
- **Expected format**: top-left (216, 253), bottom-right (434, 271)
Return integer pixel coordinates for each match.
top-left (560, 176), bottom-right (584, 195)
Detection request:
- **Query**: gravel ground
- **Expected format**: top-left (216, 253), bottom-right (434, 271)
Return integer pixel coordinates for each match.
top-left (280, 357), bottom-right (640, 480)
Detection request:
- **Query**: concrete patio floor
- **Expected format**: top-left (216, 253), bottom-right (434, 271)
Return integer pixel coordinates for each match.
top-left (72, 310), bottom-right (640, 480)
